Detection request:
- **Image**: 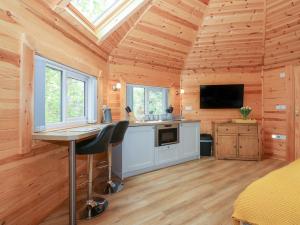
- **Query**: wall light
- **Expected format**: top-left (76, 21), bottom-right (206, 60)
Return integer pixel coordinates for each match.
top-left (176, 89), bottom-right (185, 95)
top-left (112, 82), bottom-right (121, 91)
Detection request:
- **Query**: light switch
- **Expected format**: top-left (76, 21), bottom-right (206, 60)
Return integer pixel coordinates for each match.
top-left (184, 106), bottom-right (193, 111)
top-left (279, 72), bottom-right (286, 78)
top-left (275, 104), bottom-right (287, 110)
top-left (271, 134), bottom-right (287, 140)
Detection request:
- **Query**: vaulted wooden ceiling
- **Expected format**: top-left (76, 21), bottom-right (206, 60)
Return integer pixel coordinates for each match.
top-left (184, 0), bottom-right (265, 70)
top-left (109, 0), bottom-right (209, 71)
top-left (42, 0), bottom-right (270, 71)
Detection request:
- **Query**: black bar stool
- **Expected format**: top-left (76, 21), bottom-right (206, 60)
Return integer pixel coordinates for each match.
top-left (105, 120), bottom-right (129, 194)
top-left (76, 124), bottom-right (115, 219)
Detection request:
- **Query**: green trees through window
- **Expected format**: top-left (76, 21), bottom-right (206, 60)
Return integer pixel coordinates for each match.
top-left (130, 85), bottom-right (168, 119)
top-left (45, 66), bottom-right (62, 124)
top-left (45, 67), bottom-right (86, 125)
top-left (148, 89), bottom-right (164, 115)
top-left (67, 78), bottom-right (85, 118)
top-left (71, 0), bottom-right (118, 23)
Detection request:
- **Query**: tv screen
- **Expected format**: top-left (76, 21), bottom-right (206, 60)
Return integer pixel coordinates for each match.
top-left (200, 84), bottom-right (244, 109)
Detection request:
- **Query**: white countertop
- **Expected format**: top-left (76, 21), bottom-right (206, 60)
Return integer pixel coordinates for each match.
top-left (128, 119), bottom-right (200, 127)
top-left (32, 124), bottom-right (110, 141)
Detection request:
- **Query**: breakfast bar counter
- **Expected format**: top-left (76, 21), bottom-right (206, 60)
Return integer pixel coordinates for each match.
top-left (32, 123), bottom-right (110, 225)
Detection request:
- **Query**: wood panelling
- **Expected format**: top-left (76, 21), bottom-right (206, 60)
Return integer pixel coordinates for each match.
top-left (181, 69), bottom-right (262, 134)
top-left (184, 0), bottom-right (265, 70)
top-left (110, 0), bottom-right (208, 71)
top-left (262, 0), bottom-right (300, 161)
top-left (262, 67), bottom-right (294, 161)
top-left (99, 3), bottom-right (151, 55)
top-left (108, 63), bottom-right (181, 120)
top-left (264, 0), bottom-right (300, 69)
top-left (107, 0), bottom-right (208, 119)
top-left (181, 0), bottom-right (265, 136)
top-left (295, 66), bottom-right (300, 159)
top-left (0, 0), bottom-right (108, 224)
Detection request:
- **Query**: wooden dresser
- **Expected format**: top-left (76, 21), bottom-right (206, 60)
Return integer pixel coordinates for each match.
top-left (213, 123), bottom-right (261, 161)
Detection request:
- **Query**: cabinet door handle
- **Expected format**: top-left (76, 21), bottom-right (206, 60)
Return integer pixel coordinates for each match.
top-left (240, 146), bottom-right (242, 149)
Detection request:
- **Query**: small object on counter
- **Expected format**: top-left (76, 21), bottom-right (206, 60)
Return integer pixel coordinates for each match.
top-left (166, 105), bottom-right (174, 120)
top-left (125, 106), bottom-right (136, 123)
top-left (166, 105), bottom-right (174, 114)
top-left (102, 106), bottom-right (112, 123)
top-left (125, 106), bottom-right (132, 113)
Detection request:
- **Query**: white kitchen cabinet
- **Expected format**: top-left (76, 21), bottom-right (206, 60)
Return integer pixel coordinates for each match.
top-left (112, 122), bottom-right (200, 179)
top-left (180, 122), bottom-right (200, 159)
top-left (155, 144), bottom-right (179, 165)
top-left (122, 126), bottom-right (155, 174)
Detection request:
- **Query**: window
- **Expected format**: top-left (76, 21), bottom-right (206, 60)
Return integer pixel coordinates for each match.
top-left (127, 84), bottom-right (169, 120)
top-left (34, 56), bottom-right (97, 132)
top-left (70, 0), bottom-right (119, 25)
top-left (66, 0), bottom-right (145, 40)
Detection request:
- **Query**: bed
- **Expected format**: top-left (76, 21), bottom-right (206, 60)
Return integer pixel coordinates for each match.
top-left (232, 159), bottom-right (300, 225)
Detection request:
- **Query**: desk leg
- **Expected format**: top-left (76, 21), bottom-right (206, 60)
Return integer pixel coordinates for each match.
top-left (69, 141), bottom-right (76, 225)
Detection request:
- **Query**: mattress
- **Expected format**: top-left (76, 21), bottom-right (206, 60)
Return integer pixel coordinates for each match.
top-left (232, 159), bottom-right (300, 225)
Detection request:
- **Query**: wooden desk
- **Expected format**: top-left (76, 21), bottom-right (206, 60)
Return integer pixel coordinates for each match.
top-left (32, 124), bottom-right (109, 225)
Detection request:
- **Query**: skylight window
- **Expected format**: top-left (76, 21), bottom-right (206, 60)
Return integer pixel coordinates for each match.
top-left (70, 0), bottom-right (119, 24)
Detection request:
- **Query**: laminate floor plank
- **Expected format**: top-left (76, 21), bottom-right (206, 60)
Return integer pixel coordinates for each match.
top-left (40, 158), bottom-right (286, 225)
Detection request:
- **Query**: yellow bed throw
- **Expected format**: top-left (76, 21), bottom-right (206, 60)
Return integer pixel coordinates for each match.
top-left (233, 160), bottom-right (300, 225)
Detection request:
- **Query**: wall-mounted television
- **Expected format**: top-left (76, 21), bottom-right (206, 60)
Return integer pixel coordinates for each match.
top-left (200, 84), bottom-right (244, 109)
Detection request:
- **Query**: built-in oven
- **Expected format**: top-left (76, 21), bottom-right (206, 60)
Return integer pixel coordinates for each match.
top-left (155, 124), bottom-right (179, 146)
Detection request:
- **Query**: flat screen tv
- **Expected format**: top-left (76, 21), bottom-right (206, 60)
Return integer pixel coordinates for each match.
top-left (200, 84), bottom-right (244, 109)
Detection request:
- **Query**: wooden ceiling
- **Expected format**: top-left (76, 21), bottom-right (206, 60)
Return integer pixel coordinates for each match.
top-left (184, 0), bottom-right (265, 70)
top-left (41, 0), bottom-right (273, 72)
top-left (109, 0), bottom-right (209, 71)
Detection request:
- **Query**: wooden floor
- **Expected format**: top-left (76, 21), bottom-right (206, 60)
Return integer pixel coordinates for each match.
top-left (40, 158), bottom-right (286, 225)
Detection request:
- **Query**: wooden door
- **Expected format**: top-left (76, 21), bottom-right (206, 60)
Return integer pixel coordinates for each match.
top-left (238, 135), bottom-right (259, 159)
top-left (295, 66), bottom-right (300, 159)
top-left (217, 135), bottom-right (237, 159)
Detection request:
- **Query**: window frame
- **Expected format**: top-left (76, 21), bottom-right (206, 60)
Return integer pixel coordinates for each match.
top-left (34, 55), bottom-right (98, 132)
top-left (126, 84), bottom-right (169, 117)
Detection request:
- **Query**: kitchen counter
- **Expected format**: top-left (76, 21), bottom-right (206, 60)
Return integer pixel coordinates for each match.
top-left (113, 120), bottom-right (201, 179)
top-left (32, 124), bottom-right (109, 141)
top-left (128, 119), bottom-right (200, 127)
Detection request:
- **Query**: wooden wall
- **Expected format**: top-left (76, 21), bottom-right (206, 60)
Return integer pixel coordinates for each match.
top-left (262, 66), bottom-right (294, 161)
top-left (181, 0), bottom-right (265, 134)
top-left (264, 0), bottom-right (300, 69)
top-left (0, 0), bottom-right (108, 224)
top-left (181, 68), bottom-right (262, 134)
top-left (107, 0), bottom-right (209, 120)
top-left (262, 0), bottom-right (300, 161)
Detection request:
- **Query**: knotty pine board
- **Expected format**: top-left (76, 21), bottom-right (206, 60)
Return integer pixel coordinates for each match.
top-left (264, 0), bottom-right (300, 69)
top-left (262, 66), bottom-right (294, 161)
top-left (0, 0), bottom-right (109, 224)
top-left (184, 0), bottom-right (265, 70)
top-left (108, 61), bottom-right (181, 121)
top-left (181, 68), bottom-right (262, 134)
top-left (110, 0), bottom-right (208, 71)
